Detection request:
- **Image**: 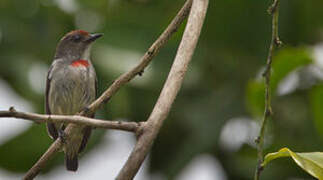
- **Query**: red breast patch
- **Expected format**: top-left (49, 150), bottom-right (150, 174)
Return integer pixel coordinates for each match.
top-left (71, 59), bottom-right (89, 67)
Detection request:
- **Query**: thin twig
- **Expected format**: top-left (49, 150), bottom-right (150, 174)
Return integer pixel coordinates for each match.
top-left (21, 0), bottom-right (195, 179)
top-left (0, 108), bottom-right (141, 132)
top-left (116, 0), bottom-right (209, 179)
top-left (254, 0), bottom-right (282, 180)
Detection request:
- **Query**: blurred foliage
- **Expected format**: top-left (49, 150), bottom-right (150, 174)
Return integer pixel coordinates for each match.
top-left (1, 0), bottom-right (323, 179)
top-left (246, 47), bottom-right (313, 117)
top-left (310, 84), bottom-right (323, 140)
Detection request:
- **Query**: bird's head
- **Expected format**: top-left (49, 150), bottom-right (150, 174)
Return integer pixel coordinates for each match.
top-left (55, 30), bottom-right (103, 60)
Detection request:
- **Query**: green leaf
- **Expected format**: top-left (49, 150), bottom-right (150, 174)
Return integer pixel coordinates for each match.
top-left (262, 147), bottom-right (323, 179)
top-left (270, 47), bottom-right (312, 90)
top-left (246, 80), bottom-right (265, 117)
top-left (246, 47), bottom-right (312, 117)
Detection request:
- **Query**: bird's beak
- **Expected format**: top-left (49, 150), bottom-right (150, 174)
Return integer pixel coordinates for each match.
top-left (85, 33), bottom-right (103, 43)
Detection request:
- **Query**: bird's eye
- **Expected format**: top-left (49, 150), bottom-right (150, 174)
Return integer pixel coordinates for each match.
top-left (73, 35), bottom-right (82, 42)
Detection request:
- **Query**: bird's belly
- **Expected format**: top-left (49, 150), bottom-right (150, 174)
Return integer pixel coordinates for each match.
top-left (49, 67), bottom-right (95, 116)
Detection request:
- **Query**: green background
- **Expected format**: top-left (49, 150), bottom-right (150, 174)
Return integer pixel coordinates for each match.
top-left (1, 0), bottom-right (323, 179)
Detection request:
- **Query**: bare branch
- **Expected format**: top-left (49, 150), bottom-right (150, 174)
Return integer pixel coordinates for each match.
top-left (254, 0), bottom-right (282, 180)
top-left (22, 0), bottom-right (196, 179)
top-left (80, 0), bottom-right (194, 117)
top-left (24, 140), bottom-right (62, 180)
top-left (116, 0), bottom-right (209, 179)
top-left (0, 108), bottom-right (141, 132)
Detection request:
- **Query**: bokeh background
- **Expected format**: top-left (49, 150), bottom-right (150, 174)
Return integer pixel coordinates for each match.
top-left (1, 0), bottom-right (323, 179)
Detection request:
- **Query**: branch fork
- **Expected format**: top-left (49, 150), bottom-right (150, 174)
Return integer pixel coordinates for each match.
top-left (0, 0), bottom-right (209, 179)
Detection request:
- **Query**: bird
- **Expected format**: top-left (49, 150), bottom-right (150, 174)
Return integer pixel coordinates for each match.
top-left (45, 30), bottom-right (102, 171)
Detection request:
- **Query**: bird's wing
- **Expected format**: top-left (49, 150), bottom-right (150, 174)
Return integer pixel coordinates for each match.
top-left (46, 60), bottom-right (59, 140)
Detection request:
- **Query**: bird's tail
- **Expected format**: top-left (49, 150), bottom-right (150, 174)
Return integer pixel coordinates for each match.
top-left (65, 154), bottom-right (78, 171)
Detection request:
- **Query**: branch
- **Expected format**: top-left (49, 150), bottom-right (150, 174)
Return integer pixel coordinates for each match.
top-left (22, 0), bottom-right (196, 179)
top-left (80, 0), bottom-right (195, 117)
top-left (24, 140), bottom-right (62, 180)
top-left (0, 107), bottom-right (141, 132)
top-left (116, 0), bottom-right (209, 179)
top-left (254, 0), bottom-right (282, 180)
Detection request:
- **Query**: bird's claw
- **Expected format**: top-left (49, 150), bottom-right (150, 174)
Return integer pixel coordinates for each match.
top-left (58, 129), bottom-right (67, 143)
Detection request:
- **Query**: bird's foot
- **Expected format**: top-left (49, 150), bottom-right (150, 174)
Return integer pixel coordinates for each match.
top-left (82, 106), bottom-right (90, 115)
top-left (58, 129), bottom-right (67, 143)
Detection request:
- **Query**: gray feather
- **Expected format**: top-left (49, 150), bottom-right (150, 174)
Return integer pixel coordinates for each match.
top-left (46, 58), bottom-right (96, 171)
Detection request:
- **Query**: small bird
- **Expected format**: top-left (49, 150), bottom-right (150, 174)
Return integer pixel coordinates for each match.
top-left (45, 30), bottom-right (102, 171)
